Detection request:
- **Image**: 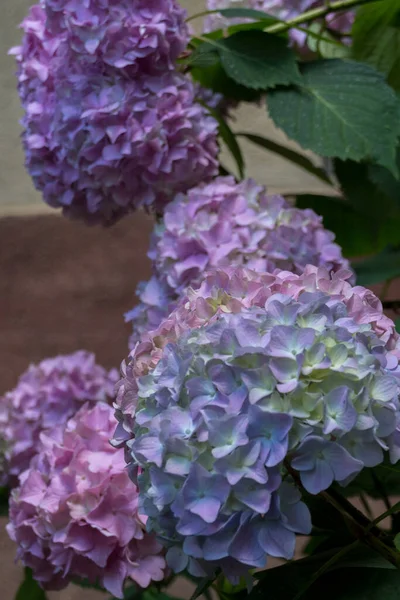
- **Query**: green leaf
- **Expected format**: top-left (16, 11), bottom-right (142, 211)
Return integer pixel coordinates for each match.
top-left (334, 158), bottom-right (398, 218)
top-left (394, 533), bottom-right (400, 551)
top-left (296, 194), bottom-right (379, 257)
top-left (368, 145), bottom-right (400, 205)
top-left (190, 571), bottom-right (220, 600)
top-left (267, 59), bottom-right (400, 175)
top-left (73, 577), bottom-right (105, 591)
top-left (237, 132), bottom-right (331, 184)
top-left (15, 568), bottom-right (47, 600)
top-left (342, 460), bottom-right (400, 499)
top-left (218, 7), bottom-right (277, 22)
top-left (306, 22), bottom-right (351, 59)
top-left (352, 0), bottom-right (400, 91)
top-left (310, 567), bottom-right (400, 600)
top-left (141, 590), bottom-right (180, 600)
top-left (207, 106), bottom-right (245, 179)
top-left (251, 546), bottom-right (395, 600)
top-left (215, 30), bottom-right (301, 90)
top-left (354, 247), bottom-right (400, 285)
top-left (184, 44), bottom-right (220, 68)
top-left (191, 61), bottom-right (261, 103)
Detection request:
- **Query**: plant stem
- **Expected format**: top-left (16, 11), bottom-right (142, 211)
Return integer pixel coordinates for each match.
top-left (188, 0), bottom-right (380, 30)
top-left (265, 0), bottom-right (380, 34)
top-left (285, 462), bottom-right (400, 569)
top-left (359, 492), bottom-right (374, 520)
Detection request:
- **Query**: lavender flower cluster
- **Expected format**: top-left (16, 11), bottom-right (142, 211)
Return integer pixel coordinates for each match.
top-left (115, 266), bottom-right (400, 578)
top-left (11, 1), bottom-right (219, 223)
top-left (128, 177), bottom-right (350, 346)
top-left (7, 403), bottom-right (165, 598)
top-left (204, 1), bottom-right (354, 47)
top-left (0, 351), bottom-right (117, 487)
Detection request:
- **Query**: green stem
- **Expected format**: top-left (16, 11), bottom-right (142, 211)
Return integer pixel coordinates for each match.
top-left (359, 492), bottom-right (374, 520)
top-left (187, 0), bottom-right (379, 31)
top-left (285, 462), bottom-right (400, 569)
top-left (265, 0), bottom-right (380, 34)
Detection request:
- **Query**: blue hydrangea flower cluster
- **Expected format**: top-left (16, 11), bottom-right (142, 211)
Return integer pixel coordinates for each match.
top-left (116, 268), bottom-right (400, 579)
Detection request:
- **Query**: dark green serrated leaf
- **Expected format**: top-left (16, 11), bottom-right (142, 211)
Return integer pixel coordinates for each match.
top-left (238, 132), bottom-right (331, 183)
top-left (206, 106), bottom-right (244, 179)
top-left (395, 533), bottom-right (400, 551)
top-left (251, 544), bottom-right (396, 600)
top-left (334, 158), bottom-right (399, 218)
top-left (219, 7), bottom-right (278, 22)
top-left (268, 59), bottom-right (400, 175)
top-left (184, 44), bottom-right (220, 68)
top-left (368, 145), bottom-right (400, 205)
top-left (310, 567), bottom-right (400, 600)
top-left (296, 194), bottom-right (379, 257)
top-left (15, 568), bottom-right (47, 600)
top-left (352, 0), bottom-right (400, 91)
top-left (216, 30), bottom-right (301, 90)
top-left (354, 247), bottom-right (400, 285)
top-left (191, 61), bottom-right (261, 103)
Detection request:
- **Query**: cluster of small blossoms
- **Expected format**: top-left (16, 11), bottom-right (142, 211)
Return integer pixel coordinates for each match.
top-left (7, 403), bottom-right (165, 598)
top-left (204, 1), bottom-right (354, 47)
top-left (0, 351), bottom-right (117, 487)
top-left (128, 177), bottom-right (349, 346)
top-left (10, 1), bottom-right (219, 223)
top-left (114, 266), bottom-right (400, 578)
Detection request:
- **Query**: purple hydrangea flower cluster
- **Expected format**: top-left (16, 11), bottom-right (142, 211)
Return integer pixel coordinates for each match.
top-left (43, 0), bottom-right (189, 75)
top-left (10, 1), bottom-right (219, 223)
top-left (0, 351), bottom-right (117, 487)
top-left (7, 403), bottom-right (165, 598)
top-left (115, 266), bottom-right (400, 578)
top-left (127, 177), bottom-right (350, 346)
top-left (204, 1), bottom-right (354, 47)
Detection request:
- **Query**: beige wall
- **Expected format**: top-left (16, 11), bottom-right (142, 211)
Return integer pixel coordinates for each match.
top-left (0, 0), bottom-right (332, 218)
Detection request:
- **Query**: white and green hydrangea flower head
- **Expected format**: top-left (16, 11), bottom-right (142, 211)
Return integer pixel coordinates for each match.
top-left (113, 266), bottom-right (400, 581)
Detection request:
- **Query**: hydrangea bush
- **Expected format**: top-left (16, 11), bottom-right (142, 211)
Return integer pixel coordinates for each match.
top-left (7, 0), bottom-right (400, 599)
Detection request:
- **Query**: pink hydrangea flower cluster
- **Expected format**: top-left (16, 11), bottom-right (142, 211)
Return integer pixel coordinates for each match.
top-left (204, 1), bottom-right (354, 47)
top-left (117, 265), bottom-right (397, 450)
top-left (10, 1), bottom-right (219, 223)
top-left (0, 351), bottom-right (117, 487)
top-left (127, 177), bottom-right (350, 346)
top-left (7, 403), bottom-right (166, 598)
